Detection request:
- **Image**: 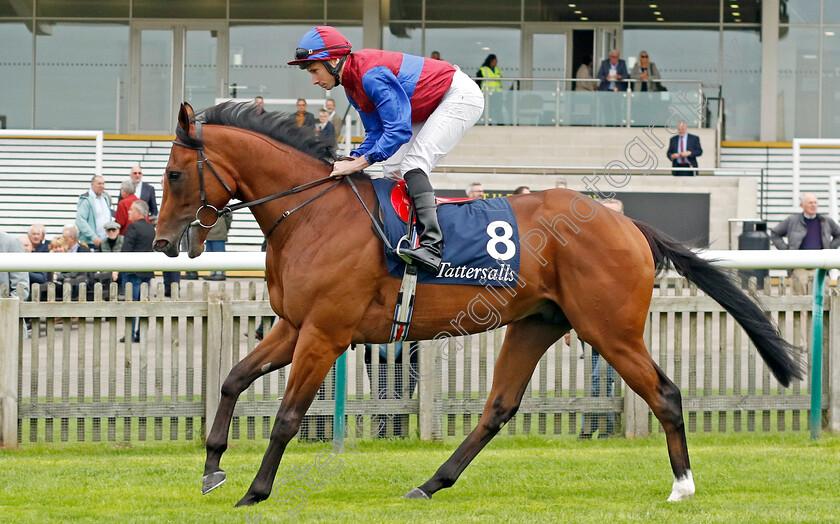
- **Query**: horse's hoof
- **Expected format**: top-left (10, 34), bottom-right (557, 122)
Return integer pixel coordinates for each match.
top-left (234, 494), bottom-right (261, 507)
top-left (666, 471), bottom-right (695, 502)
top-left (202, 470), bottom-right (227, 494)
top-left (402, 487), bottom-right (431, 499)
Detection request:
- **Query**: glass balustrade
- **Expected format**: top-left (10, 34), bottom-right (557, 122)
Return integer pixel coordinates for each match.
top-left (474, 77), bottom-right (709, 128)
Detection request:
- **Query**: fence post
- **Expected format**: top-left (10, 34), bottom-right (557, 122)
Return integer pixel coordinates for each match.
top-left (625, 312), bottom-right (652, 438)
top-left (418, 340), bottom-right (441, 441)
top-left (0, 297), bottom-right (20, 448)
top-left (205, 294), bottom-right (223, 440)
top-left (830, 293), bottom-right (840, 433)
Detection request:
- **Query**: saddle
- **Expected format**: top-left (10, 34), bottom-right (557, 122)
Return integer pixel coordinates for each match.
top-left (388, 180), bottom-right (476, 223)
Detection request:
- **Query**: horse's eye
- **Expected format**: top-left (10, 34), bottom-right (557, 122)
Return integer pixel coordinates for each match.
top-left (168, 171), bottom-right (182, 182)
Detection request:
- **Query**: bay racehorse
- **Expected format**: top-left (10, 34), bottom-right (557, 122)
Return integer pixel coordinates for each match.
top-left (153, 102), bottom-right (801, 507)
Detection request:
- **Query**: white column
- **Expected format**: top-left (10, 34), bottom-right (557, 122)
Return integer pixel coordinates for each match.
top-left (760, 0), bottom-right (780, 141)
top-left (363, 0), bottom-right (382, 50)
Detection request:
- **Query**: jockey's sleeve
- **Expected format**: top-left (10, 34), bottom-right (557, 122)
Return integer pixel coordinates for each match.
top-left (351, 66), bottom-right (412, 164)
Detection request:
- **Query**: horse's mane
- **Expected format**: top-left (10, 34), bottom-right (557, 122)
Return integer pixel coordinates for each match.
top-left (196, 101), bottom-right (337, 164)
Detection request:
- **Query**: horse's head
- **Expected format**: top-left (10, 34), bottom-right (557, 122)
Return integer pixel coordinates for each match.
top-left (154, 102), bottom-right (236, 258)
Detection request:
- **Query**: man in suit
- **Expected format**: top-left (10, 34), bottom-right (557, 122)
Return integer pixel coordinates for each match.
top-left (121, 165), bottom-right (158, 220)
top-left (667, 121), bottom-right (703, 175)
top-left (597, 50), bottom-right (628, 92)
top-left (121, 200), bottom-right (156, 342)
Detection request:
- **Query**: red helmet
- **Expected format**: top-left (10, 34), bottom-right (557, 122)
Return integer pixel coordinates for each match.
top-left (287, 26), bottom-right (352, 65)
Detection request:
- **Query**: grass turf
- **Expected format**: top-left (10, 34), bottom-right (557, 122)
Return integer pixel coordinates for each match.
top-left (1, 432), bottom-right (838, 523)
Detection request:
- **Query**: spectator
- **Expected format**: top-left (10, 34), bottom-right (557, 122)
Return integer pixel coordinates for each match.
top-left (51, 225), bottom-right (97, 300)
top-left (115, 179), bottom-right (138, 235)
top-left (123, 165), bottom-right (158, 220)
top-left (574, 54), bottom-right (596, 92)
top-left (477, 53), bottom-right (504, 124)
top-left (771, 193), bottom-right (840, 294)
top-left (49, 236), bottom-right (68, 253)
top-left (289, 26), bottom-right (483, 274)
top-left (203, 212), bottom-right (232, 281)
top-left (121, 200), bottom-right (155, 342)
top-left (316, 108), bottom-right (337, 148)
top-left (291, 98), bottom-right (315, 129)
top-left (28, 223), bottom-right (50, 252)
top-left (99, 221), bottom-right (123, 253)
top-left (631, 50), bottom-right (661, 92)
top-left (324, 98), bottom-right (343, 136)
top-left (63, 224), bottom-right (90, 253)
top-left (0, 230), bottom-right (29, 300)
top-left (667, 120), bottom-right (703, 176)
top-left (430, 51), bottom-right (441, 60)
top-left (76, 175), bottom-right (112, 250)
top-left (19, 235), bottom-right (32, 252)
top-left (513, 186), bottom-right (530, 195)
top-left (597, 49), bottom-right (629, 92)
top-left (466, 182), bottom-right (484, 199)
top-left (253, 96), bottom-right (265, 114)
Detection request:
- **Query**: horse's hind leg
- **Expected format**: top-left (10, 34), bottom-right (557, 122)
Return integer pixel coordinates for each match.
top-left (202, 318), bottom-right (299, 494)
top-left (404, 316), bottom-right (566, 499)
top-left (596, 338), bottom-right (694, 501)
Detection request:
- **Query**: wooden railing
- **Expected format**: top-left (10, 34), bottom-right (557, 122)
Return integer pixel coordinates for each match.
top-left (0, 278), bottom-right (837, 447)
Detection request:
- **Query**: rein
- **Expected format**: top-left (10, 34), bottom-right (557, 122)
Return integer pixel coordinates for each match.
top-left (172, 121), bottom-right (343, 238)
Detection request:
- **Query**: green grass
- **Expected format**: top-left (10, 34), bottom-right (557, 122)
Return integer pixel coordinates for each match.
top-left (1, 433), bottom-right (839, 523)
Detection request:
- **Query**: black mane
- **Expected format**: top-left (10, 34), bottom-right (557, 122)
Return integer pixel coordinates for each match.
top-left (196, 101), bottom-right (336, 163)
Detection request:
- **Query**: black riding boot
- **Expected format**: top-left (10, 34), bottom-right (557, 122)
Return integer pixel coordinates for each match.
top-left (400, 169), bottom-right (444, 273)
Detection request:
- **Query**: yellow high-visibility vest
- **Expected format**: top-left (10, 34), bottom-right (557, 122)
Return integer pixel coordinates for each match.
top-left (479, 66), bottom-right (503, 92)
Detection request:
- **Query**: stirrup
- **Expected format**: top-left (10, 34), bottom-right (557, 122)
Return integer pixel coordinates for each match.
top-left (394, 235), bottom-right (414, 265)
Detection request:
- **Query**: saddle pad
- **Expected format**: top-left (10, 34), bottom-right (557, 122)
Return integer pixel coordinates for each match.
top-left (371, 178), bottom-right (521, 286)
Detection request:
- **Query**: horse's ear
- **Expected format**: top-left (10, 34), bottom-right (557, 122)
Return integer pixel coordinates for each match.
top-left (178, 102), bottom-right (194, 132)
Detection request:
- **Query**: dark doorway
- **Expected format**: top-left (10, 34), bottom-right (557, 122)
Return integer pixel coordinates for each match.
top-left (571, 30), bottom-right (595, 90)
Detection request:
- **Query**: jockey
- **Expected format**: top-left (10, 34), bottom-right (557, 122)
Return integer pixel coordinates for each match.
top-left (288, 26), bottom-right (484, 274)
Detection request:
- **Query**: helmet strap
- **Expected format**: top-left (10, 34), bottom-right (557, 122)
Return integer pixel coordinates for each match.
top-left (324, 55), bottom-right (348, 86)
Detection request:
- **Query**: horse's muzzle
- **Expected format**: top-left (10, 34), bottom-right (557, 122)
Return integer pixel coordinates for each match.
top-left (154, 238), bottom-right (180, 258)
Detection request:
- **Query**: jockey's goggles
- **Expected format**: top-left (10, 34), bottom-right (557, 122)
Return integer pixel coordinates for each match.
top-left (294, 44), bottom-right (351, 61)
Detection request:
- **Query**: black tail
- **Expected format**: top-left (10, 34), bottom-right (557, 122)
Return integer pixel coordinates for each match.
top-left (634, 220), bottom-right (804, 387)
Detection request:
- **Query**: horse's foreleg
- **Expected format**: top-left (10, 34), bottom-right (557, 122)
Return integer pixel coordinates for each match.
top-left (599, 341), bottom-right (693, 501)
top-left (405, 317), bottom-right (566, 499)
top-left (235, 330), bottom-right (344, 507)
top-left (202, 318), bottom-right (298, 495)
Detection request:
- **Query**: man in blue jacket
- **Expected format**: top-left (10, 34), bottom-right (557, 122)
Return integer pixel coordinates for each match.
top-left (289, 26), bottom-right (484, 273)
top-left (597, 50), bottom-right (629, 92)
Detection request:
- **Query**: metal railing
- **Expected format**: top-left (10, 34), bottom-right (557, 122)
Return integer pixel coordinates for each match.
top-left (470, 77), bottom-right (712, 128)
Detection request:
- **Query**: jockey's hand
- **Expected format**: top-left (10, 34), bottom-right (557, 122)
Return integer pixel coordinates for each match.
top-left (331, 156), bottom-right (370, 178)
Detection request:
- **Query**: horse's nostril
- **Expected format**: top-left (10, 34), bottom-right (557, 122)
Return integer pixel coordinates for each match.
top-left (154, 239), bottom-right (169, 252)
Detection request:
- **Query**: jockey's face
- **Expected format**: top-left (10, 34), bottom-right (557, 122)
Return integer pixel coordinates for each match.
top-left (307, 61), bottom-right (336, 90)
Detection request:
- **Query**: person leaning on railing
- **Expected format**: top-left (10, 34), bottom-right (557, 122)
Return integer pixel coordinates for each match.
top-left (631, 50), bottom-right (663, 92)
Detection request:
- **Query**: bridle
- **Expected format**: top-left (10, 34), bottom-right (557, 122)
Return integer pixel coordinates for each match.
top-left (172, 120), bottom-right (343, 238)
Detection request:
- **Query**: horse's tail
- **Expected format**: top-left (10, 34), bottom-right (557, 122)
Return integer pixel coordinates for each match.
top-left (634, 220), bottom-right (804, 387)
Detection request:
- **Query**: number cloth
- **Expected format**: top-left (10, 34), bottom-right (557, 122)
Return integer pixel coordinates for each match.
top-left (372, 178), bottom-right (521, 286)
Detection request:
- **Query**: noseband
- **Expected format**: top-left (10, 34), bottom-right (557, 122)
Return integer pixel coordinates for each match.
top-left (172, 120), bottom-right (343, 237)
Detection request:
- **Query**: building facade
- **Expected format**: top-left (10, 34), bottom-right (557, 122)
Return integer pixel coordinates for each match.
top-left (0, 0), bottom-right (836, 141)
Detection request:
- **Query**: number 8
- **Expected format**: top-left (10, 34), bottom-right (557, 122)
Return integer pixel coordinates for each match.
top-left (486, 220), bottom-right (515, 261)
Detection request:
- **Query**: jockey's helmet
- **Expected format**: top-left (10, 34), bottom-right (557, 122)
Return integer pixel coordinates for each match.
top-left (288, 26), bottom-right (352, 65)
